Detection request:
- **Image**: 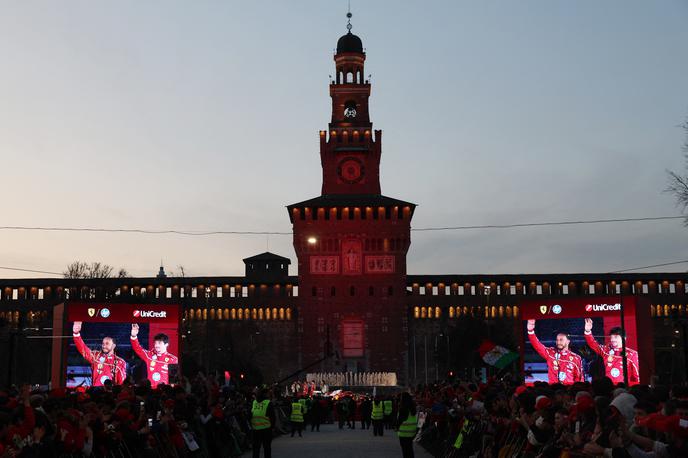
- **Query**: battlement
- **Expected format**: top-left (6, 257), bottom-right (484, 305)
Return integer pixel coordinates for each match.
top-left (319, 128), bottom-right (379, 146)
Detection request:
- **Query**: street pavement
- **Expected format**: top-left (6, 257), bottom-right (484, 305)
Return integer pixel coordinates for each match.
top-left (245, 423), bottom-right (434, 458)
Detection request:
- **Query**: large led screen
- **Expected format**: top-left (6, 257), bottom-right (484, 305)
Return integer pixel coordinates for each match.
top-left (520, 297), bottom-right (639, 386)
top-left (66, 303), bottom-right (180, 388)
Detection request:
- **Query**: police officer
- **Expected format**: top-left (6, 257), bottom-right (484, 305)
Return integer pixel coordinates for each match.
top-left (371, 395), bottom-right (384, 436)
top-left (397, 392), bottom-right (418, 458)
top-left (290, 397), bottom-right (305, 437)
top-left (250, 388), bottom-right (275, 458)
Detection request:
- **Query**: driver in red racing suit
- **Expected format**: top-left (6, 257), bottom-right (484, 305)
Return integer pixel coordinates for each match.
top-left (583, 318), bottom-right (639, 385)
top-left (72, 321), bottom-right (126, 386)
top-left (527, 319), bottom-right (584, 384)
top-left (130, 323), bottom-right (178, 388)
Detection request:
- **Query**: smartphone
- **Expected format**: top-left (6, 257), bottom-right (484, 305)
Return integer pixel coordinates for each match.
top-left (156, 410), bottom-right (161, 420)
top-left (140, 401), bottom-right (145, 407)
top-left (148, 418), bottom-right (153, 427)
top-left (575, 421), bottom-right (580, 434)
top-left (679, 418), bottom-right (688, 428)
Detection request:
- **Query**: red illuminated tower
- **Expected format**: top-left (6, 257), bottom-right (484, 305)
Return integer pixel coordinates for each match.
top-left (287, 14), bottom-right (416, 379)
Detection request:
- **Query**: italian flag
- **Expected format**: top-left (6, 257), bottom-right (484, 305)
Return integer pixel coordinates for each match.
top-left (478, 340), bottom-right (519, 369)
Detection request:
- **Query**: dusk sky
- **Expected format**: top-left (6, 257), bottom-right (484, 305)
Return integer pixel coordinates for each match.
top-left (1, 1), bottom-right (687, 278)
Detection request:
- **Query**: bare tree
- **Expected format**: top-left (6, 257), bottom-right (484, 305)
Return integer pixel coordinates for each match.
top-left (666, 119), bottom-right (688, 225)
top-left (176, 265), bottom-right (186, 278)
top-left (63, 261), bottom-right (128, 279)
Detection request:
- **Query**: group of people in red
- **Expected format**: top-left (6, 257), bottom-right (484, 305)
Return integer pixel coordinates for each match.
top-left (527, 318), bottom-right (640, 385)
top-left (72, 322), bottom-right (178, 388)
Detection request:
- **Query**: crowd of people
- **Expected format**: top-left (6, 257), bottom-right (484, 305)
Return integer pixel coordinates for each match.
top-left (411, 375), bottom-right (688, 457)
top-left (0, 374), bottom-right (269, 458)
top-left (3, 371), bottom-right (688, 458)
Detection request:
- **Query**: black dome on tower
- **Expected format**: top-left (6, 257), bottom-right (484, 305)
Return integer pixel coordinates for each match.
top-left (336, 32), bottom-right (363, 54)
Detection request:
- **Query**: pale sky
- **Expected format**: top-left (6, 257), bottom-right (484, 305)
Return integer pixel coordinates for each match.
top-left (1, 0), bottom-right (687, 279)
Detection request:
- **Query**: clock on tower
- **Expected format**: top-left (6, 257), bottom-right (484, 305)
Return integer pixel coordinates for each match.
top-left (337, 157), bottom-right (364, 184)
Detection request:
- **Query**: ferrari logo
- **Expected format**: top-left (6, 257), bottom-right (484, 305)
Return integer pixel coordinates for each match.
top-left (87, 308), bottom-right (96, 317)
top-left (539, 305), bottom-right (548, 315)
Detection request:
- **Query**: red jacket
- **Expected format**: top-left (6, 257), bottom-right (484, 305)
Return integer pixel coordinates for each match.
top-left (130, 336), bottom-right (178, 388)
top-left (73, 333), bottom-right (126, 386)
top-left (527, 331), bottom-right (584, 384)
top-left (584, 332), bottom-right (639, 385)
top-left (2, 405), bottom-right (35, 451)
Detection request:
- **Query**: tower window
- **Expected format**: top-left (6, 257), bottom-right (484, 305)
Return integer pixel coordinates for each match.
top-left (350, 286), bottom-right (355, 296)
top-left (369, 286), bottom-right (374, 296)
top-left (331, 286), bottom-right (336, 296)
top-left (346, 72), bottom-right (354, 83)
top-left (312, 287), bottom-right (317, 297)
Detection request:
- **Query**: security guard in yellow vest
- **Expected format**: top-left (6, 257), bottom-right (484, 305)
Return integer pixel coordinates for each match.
top-left (371, 397), bottom-right (385, 436)
top-left (397, 392), bottom-right (417, 458)
top-left (383, 398), bottom-right (394, 429)
top-left (250, 389), bottom-right (275, 458)
top-left (298, 397), bottom-right (309, 428)
top-left (290, 397), bottom-right (305, 437)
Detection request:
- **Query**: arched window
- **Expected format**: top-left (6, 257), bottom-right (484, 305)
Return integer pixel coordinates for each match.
top-left (346, 72), bottom-right (354, 83)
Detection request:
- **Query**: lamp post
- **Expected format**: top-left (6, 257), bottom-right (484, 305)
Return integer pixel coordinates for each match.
top-left (619, 286), bottom-right (629, 385)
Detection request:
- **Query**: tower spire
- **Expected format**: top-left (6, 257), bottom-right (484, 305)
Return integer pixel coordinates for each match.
top-left (346, 2), bottom-right (352, 32)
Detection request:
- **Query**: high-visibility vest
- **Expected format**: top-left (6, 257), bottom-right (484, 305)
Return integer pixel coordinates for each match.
top-left (383, 400), bottom-right (393, 415)
top-left (454, 418), bottom-right (473, 449)
top-left (291, 402), bottom-right (304, 423)
top-left (397, 413), bottom-right (417, 438)
top-left (298, 398), bottom-right (308, 413)
top-left (251, 400), bottom-right (271, 430)
top-left (371, 401), bottom-right (384, 420)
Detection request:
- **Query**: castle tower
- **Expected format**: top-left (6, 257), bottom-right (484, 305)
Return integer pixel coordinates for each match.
top-left (287, 13), bottom-right (416, 380)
